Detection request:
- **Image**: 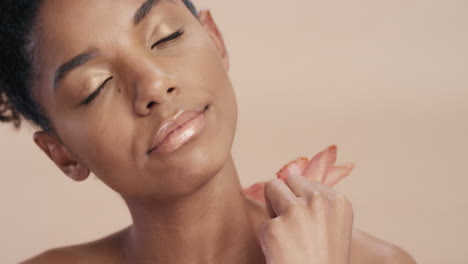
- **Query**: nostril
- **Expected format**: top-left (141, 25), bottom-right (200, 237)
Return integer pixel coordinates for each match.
top-left (167, 87), bottom-right (175, 93)
top-left (147, 101), bottom-right (155, 108)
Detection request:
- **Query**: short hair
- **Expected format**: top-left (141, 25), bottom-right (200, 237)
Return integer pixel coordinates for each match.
top-left (0, 0), bottom-right (198, 130)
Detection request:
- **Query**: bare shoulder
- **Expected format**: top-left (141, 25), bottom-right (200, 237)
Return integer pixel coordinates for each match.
top-left (20, 247), bottom-right (81, 264)
top-left (350, 229), bottom-right (416, 264)
top-left (20, 229), bottom-right (127, 264)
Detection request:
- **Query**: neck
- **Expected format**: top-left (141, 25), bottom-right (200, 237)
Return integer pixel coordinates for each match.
top-left (122, 155), bottom-right (267, 264)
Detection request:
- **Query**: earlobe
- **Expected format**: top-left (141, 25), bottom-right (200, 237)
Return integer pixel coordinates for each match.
top-left (33, 131), bottom-right (90, 182)
top-left (198, 9), bottom-right (230, 70)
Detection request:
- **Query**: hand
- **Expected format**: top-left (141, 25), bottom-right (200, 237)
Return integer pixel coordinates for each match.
top-left (259, 175), bottom-right (354, 264)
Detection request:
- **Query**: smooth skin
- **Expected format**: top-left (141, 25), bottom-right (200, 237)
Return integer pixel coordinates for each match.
top-left (21, 0), bottom-right (415, 263)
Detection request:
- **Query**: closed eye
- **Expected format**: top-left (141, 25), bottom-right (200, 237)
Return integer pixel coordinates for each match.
top-left (81, 77), bottom-right (113, 106)
top-left (151, 29), bottom-right (184, 49)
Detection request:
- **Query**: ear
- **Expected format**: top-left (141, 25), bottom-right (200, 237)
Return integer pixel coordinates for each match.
top-left (33, 131), bottom-right (90, 182)
top-left (198, 9), bottom-right (230, 70)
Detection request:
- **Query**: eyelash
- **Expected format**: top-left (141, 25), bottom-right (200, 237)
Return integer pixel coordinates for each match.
top-left (151, 29), bottom-right (184, 49)
top-left (81, 29), bottom-right (184, 106)
top-left (81, 77), bottom-right (113, 106)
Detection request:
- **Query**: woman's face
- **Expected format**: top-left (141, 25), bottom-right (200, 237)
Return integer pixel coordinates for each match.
top-left (32, 0), bottom-right (238, 199)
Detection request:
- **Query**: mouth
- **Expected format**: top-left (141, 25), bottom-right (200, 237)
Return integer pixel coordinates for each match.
top-left (147, 105), bottom-right (209, 155)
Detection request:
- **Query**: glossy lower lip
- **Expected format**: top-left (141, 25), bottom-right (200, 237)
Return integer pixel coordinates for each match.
top-left (149, 111), bottom-right (206, 155)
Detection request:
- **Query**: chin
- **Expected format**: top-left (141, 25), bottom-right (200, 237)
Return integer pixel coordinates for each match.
top-left (154, 136), bottom-right (232, 199)
top-left (144, 104), bottom-right (236, 198)
top-left (121, 101), bottom-right (237, 200)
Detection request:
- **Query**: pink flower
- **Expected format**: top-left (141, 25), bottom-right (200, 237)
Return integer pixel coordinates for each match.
top-left (242, 145), bottom-right (355, 203)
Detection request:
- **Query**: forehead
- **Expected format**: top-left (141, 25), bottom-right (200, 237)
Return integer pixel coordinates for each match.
top-left (38, 0), bottom-right (136, 45)
top-left (33, 0), bottom-right (185, 90)
top-left (35, 0), bottom-right (179, 62)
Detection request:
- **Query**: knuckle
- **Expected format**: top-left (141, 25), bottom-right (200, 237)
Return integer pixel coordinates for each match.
top-left (285, 173), bottom-right (301, 185)
top-left (264, 179), bottom-right (282, 193)
top-left (310, 190), bottom-right (322, 197)
top-left (310, 197), bottom-right (327, 210)
top-left (260, 219), bottom-right (283, 241)
top-left (311, 181), bottom-right (332, 190)
top-left (284, 201), bottom-right (305, 217)
top-left (305, 192), bottom-right (331, 210)
top-left (336, 193), bottom-right (354, 215)
top-left (303, 187), bottom-right (322, 201)
top-left (310, 191), bottom-right (326, 203)
top-left (336, 192), bottom-right (350, 205)
top-left (263, 180), bottom-right (279, 198)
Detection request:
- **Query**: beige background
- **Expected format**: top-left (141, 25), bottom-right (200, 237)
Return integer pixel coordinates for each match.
top-left (1, 0), bottom-right (467, 263)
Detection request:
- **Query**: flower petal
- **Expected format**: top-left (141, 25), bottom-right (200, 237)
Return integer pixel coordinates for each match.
top-left (276, 157), bottom-right (309, 180)
top-left (302, 145), bottom-right (337, 182)
top-left (323, 163), bottom-right (355, 186)
top-left (242, 182), bottom-right (267, 203)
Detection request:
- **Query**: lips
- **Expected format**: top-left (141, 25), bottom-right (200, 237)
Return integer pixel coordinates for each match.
top-left (148, 106), bottom-right (208, 154)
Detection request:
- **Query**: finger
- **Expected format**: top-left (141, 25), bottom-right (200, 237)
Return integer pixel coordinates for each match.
top-left (302, 145), bottom-right (337, 182)
top-left (323, 163), bottom-right (355, 187)
top-left (265, 196), bottom-right (276, 218)
top-left (285, 174), bottom-right (335, 198)
top-left (264, 179), bottom-right (298, 217)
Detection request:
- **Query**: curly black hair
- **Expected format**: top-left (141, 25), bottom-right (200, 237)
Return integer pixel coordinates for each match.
top-left (0, 0), bottom-right (198, 130)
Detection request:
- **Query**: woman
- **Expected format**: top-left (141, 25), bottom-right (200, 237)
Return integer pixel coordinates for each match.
top-left (0, 0), bottom-right (415, 263)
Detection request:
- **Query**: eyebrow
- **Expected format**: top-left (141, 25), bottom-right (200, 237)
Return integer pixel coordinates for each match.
top-left (134, 0), bottom-right (163, 25)
top-left (53, 49), bottom-right (98, 90)
top-left (54, 0), bottom-right (171, 90)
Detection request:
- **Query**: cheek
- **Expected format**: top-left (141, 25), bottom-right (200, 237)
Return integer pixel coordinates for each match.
top-left (193, 38), bottom-right (238, 149)
top-left (182, 38), bottom-right (237, 118)
top-left (59, 107), bottom-right (137, 177)
top-left (188, 44), bottom-right (238, 142)
top-left (172, 32), bottom-right (238, 140)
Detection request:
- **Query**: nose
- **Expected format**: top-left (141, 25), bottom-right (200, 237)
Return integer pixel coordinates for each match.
top-left (132, 63), bottom-right (178, 116)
